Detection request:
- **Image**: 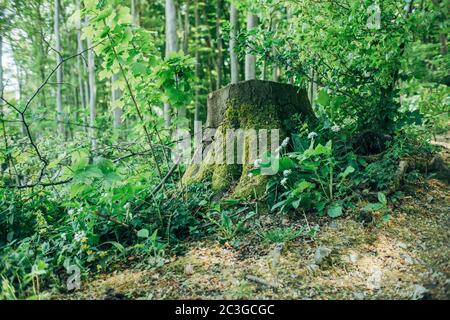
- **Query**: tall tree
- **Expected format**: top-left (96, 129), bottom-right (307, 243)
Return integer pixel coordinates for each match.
top-left (215, 0), bottom-right (223, 88)
top-left (0, 34), bottom-right (3, 97)
top-left (230, 3), bottom-right (238, 84)
top-left (245, 14), bottom-right (257, 80)
top-left (183, 0), bottom-right (190, 55)
top-left (194, 0), bottom-right (200, 122)
top-left (87, 26), bottom-right (96, 149)
top-left (131, 0), bottom-right (139, 26)
top-left (111, 74), bottom-right (122, 130)
top-left (164, 0), bottom-right (177, 128)
top-left (54, 0), bottom-right (63, 136)
top-left (76, 0), bottom-right (87, 134)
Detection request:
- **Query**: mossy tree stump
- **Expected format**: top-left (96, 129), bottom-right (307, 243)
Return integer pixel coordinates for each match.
top-left (183, 80), bottom-right (316, 198)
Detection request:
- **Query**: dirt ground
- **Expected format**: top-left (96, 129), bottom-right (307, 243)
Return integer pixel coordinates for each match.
top-left (54, 151), bottom-right (450, 300)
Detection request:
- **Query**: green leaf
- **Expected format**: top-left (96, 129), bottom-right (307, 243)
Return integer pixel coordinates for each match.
top-left (377, 192), bottom-right (387, 205)
top-left (317, 90), bottom-right (331, 107)
top-left (279, 157), bottom-right (296, 171)
top-left (137, 229), bottom-right (149, 239)
top-left (131, 62), bottom-right (147, 76)
top-left (271, 199), bottom-right (287, 212)
top-left (340, 165), bottom-right (355, 179)
top-left (104, 241), bottom-right (125, 253)
top-left (328, 204), bottom-right (343, 218)
top-left (364, 203), bottom-right (384, 212)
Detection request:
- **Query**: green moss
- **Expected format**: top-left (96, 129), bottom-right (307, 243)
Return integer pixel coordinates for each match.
top-left (211, 164), bottom-right (241, 192)
top-left (183, 99), bottom-right (291, 199)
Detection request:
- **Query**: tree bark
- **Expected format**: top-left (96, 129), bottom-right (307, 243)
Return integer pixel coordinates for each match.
top-left (76, 0), bottom-right (86, 135)
top-left (216, 0), bottom-right (223, 88)
top-left (194, 0), bottom-right (200, 122)
top-left (183, 80), bottom-right (315, 198)
top-left (245, 14), bottom-right (257, 80)
top-left (183, 0), bottom-right (190, 55)
top-left (54, 0), bottom-right (64, 136)
top-left (164, 0), bottom-right (178, 128)
top-left (87, 29), bottom-right (97, 149)
top-left (230, 3), bottom-right (239, 84)
top-left (111, 73), bottom-right (122, 130)
top-left (0, 35), bottom-right (3, 96)
top-left (131, 0), bottom-right (139, 26)
top-left (440, 33), bottom-right (448, 55)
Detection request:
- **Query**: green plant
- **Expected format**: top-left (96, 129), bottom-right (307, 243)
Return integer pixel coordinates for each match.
top-left (253, 131), bottom-right (356, 218)
top-left (261, 227), bottom-right (305, 244)
top-left (204, 205), bottom-right (256, 243)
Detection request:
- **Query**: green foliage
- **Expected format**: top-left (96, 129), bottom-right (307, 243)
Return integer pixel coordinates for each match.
top-left (0, 0), bottom-right (446, 300)
top-left (203, 205), bottom-right (256, 244)
top-left (261, 226), bottom-right (308, 244)
top-left (255, 130), bottom-right (357, 218)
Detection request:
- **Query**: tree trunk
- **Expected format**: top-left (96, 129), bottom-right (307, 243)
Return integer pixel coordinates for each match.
top-left (87, 32), bottom-right (97, 150)
top-left (194, 0), bottom-right (200, 122)
top-left (245, 14), bottom-right (257, 80)
top-left (216, 0), bottom-right (223, 88)
top-left (164, 0), bottom-right (178, 128)
top-left (0, 35), bottom-right (3, 97)
top-left (183, 80), bottom-right (315, 198)
top-left (131, 0), bottom-right (139, 26)
top-left (54, 0), bottom-right (64, 136)
top-left (230, 3), bottom-right (239, 84)
top-left (440, 33), bottom-right (448, 55)
top-left (76, 0), bottom-right (86, 135)
top-left (183, 0), bottom-right (190, 55)
top-left (111, 73), bottom-right (122, 130)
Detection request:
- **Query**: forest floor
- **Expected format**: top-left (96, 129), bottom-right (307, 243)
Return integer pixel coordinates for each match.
top-left (53, 149), bottom-right (450, 300)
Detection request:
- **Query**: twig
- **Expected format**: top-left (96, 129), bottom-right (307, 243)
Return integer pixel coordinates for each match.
top-left (245, 275), bottom-right (279, 289)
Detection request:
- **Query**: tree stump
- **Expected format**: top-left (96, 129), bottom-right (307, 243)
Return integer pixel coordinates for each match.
top-left (183, 80), bottom-right (316, 198)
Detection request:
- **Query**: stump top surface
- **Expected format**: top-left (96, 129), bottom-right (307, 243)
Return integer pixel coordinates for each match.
top-left (206, 80), bottom-right (314, 129)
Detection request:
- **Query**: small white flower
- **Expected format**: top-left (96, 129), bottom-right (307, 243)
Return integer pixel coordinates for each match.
top-left (308, 132), bottom-right (318, 140)
top-left (74, 231), bottom-right (86, 243)
top-left (281, 178), bottom-right (288, 186)
top-left (248, 173), bottom-right (253, 178)
top-left (68, 209), bottom-right (75, 216)
top-left (331, 125), bottom-right (341, 132)
top-left (283, 170), bottom-right (292, 177)
top-left (124, 202), bottom-right (131, 210)
top-left (253, 159), bottom-right (263, 168)
top-left (281, 137), bottom-right (290, 148)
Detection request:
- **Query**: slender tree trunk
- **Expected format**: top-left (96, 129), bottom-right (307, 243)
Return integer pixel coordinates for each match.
top-left (9, 42), bottom-right (27, 136)
top-left (309, 69), bottom-right (318, 108)
top-left (54, 0), bottom-right (64, 136)
top-left (440, 33), bottom-right (448, 55)
top-left (245, 14), bottom-right (257, 80)
top-left (131, 0), bottom-right (139, 26)
top-left (83, 78), bottom-right (89, 133)
top-left (112, 73), bottom-right (122, 129)
top-left (194, 0), bottom-right (200, 122)
top-left (216, 0), bottom-right (223, 88)
top-left (87, 32), bottom-right (97, 149)
top-left (0, 35), bottom-right (3, 96)
top-left (183, 0), bottom-right (190, 55)
top-left (230, 3), bottom-right (239, 84)
top-left (164, 0), bottom-right (178, 128)
top-left (37, 5), bottom-right (48, 111)
top-left (76, 0), bottom-right (86, 134)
